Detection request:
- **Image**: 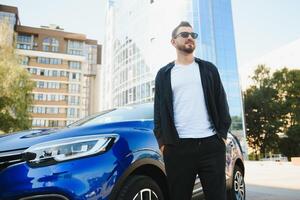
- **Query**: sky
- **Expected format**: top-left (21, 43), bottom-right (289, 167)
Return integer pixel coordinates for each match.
top-left (0, 0), bottom-right (108, 42)
top-left (231, 0), bottom-right (300, 66)
top-left (1, 0), bottom-right (300, 72)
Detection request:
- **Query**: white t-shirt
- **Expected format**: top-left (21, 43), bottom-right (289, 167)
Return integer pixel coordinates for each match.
top-left (171, 61), bottom-right (215, 138)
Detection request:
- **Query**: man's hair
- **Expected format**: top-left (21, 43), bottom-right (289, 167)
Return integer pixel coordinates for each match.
top-left (172, 21), bottom-right (193, 38)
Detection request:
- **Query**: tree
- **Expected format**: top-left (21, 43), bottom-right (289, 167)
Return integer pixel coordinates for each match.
top-left (244, 65), bottom-right (283, 159)
top-left (273, 68), bottom-right (300, 158)
top-left (0, 20), bottom-right (34, 133)
top-left (280, 125), bottom-right (300, 158)
top-left (272, 68), bottom-right (300, 127)
top-left (244, 65), bottom-right (300, 159)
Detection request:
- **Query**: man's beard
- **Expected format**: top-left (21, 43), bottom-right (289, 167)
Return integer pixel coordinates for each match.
top-left (177, 41), bottom-right (195, 54)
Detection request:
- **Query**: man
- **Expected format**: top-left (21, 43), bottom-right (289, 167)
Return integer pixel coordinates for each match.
top-left (153, 21), bottom-right (231, 200)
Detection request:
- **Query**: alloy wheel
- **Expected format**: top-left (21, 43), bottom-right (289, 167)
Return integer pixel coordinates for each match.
top-left (234, 170), bottom-right (245, 200)
top-left (133, 188), bottom-right (159, 200)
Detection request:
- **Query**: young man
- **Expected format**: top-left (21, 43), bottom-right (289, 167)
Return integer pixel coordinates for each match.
top-left (153, 21), bottom-right (231, 200)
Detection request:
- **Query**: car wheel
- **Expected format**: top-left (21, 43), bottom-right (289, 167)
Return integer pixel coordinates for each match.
top-left (227, 165), bottom-right (245, 200)
top-left (117, 175), bottom-right (164, 200)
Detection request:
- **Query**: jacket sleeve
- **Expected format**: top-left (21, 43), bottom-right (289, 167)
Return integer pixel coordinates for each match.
top-left (153, 71), bottom-right (165, 148)
top-left (214, 65), bottom-right (231, 139)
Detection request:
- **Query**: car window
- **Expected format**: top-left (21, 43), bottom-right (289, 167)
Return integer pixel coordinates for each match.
top-left (67, 109), bottom-right (115, 127)
top-left (70, 103), bottom-right (153, 127)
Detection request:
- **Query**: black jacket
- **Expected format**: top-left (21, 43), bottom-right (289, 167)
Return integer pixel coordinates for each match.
top-left (153, 57), bottom-right (231, 148)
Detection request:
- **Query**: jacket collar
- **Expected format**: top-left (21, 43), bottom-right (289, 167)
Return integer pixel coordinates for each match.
top-left (163, 57), bottom-right (202, 73)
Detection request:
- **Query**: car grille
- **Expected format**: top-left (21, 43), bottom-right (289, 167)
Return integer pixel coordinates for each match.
top-left (0, 149), bottom-right (26, 172)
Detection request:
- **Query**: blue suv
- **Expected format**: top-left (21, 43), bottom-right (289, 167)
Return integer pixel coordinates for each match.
top-left (0, 103), bottom-right (245, 200)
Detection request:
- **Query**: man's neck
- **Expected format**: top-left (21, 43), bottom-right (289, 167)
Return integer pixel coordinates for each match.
top-left (175, 53), bottom-right (194, 65)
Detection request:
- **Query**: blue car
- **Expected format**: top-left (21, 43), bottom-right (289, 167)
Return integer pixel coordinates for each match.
top-left (0, 103), bottom-right (245, 200)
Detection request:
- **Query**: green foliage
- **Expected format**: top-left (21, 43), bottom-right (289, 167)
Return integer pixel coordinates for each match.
top-left (244, 65), bottom-right (300, 159)
top-left (248, 152), bottom-right (264, 161)
top-left (279, 125), bottom-right (300, 159)
top-left (272, 68), bottom-right (300, 126)
top-left (0, 20), bottom-right (34, 133)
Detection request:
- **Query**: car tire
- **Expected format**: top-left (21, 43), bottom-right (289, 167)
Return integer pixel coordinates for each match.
top-left (117, 175), bottom-right (164, 200)
top-left (227, 165), bottom-right (245, 200)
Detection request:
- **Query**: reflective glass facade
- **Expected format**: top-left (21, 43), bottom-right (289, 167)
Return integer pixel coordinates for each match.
top-left (192, 0), bottom-right (245, 146)
top-left (101, 0), bottom-right (155, 111)
top-left (103, 0), bottom-right (246, 149)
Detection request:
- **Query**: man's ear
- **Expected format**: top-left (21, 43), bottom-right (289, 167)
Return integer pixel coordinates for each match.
top-left (171, 38), bottom-right (176, 47)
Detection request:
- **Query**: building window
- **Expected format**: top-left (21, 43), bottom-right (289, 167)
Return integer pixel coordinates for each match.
top-left (17, 34), bottom-right (31, 43)
top-left (52, 70), bottom-right (58, 77)
top-left (31, 69), bottom-right (68, 77)
top-left (37, 57), bottom-right (62, 65)
top-left (50, 58), bottom-right (62, 65)
top-left (20, 56), bottom-right (29, 65)
top-left (67, 40), bottom-right (84, 55)
top-left (32, 68), bottom-right (37, 74)
top-left (46, 107), bottom-right (59, 114)
top-left (36, 81), bottom-right (44, 88)
top-left (32, 119), bottom-right (46, 127)
top-left (60, 71), bottom-right (68, 77)
top-left (37, 57), bottom-right (46, 64)
top-left (141, 83), bottom-right (146, 98)
top-left (68, 61), bottom-right (81, 69)
top-left (146, 82), bottom-right (150, 97)
top-left (68, 96), bottom-right (80, 105)
top-left (70, 72), bottom-right (80, 81)
top-left (16, 43), bottom-right (31, 50)
top-left (42, 37), bottom-right (59, 52)
top-left (38, 94), bottom-right (43, 100)
top-left (36, 81), bottom-right (61, 89)
top-left (49, 120), bottom-right (59, 127)
top-left (67, 108), bottom-right (76, 117)
top-left (72, 73), bottom-right (76, 80)
top-left (16, 34), bottom-right (32, 50)
top-left (48, 82), bottom-right (60, 89)
top-left (58, 121), bottom-right (65, 127)
top-left (69, 84), bottom-right (80, 93)
top-left (50, 94), bottom-right (56, 101)
top-left (32, 106), bottom-right (46, 114)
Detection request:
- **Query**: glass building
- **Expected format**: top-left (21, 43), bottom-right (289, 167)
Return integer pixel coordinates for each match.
top-left (102, 0), bottom-right (246, 150)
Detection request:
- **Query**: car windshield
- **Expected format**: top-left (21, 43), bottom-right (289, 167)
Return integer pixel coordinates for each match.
top-left (69, 103), bottom-right (154, 127)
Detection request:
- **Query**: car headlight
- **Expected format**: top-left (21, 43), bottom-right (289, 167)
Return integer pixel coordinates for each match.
top-left (23, 134), bottom-right (118, 167)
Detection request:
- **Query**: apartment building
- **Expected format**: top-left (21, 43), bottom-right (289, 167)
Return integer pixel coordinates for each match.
top-left (0, 5), bottom-right (102, 128)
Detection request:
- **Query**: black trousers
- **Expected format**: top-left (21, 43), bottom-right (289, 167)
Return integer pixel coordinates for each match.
top-left (163, 134), bottom-right (226, 200)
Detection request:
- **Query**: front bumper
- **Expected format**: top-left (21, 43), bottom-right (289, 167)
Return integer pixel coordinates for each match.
top-left (0, 149), bottom-right (122, 200)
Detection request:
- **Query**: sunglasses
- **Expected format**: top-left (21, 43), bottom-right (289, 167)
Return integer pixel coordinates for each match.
top-left (174, 32), bottom-right (198, 39)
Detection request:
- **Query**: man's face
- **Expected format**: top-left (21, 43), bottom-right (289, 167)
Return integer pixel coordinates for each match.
top-left (172, 26), bottom-right (196, 54)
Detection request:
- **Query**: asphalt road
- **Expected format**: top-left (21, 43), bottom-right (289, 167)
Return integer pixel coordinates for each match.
top-left (247, 184), bottom-right (300, 200)
top-left (245, 161), bottom-right (300, 200)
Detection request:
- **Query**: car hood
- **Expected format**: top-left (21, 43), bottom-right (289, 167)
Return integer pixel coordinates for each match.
top-left (0, 120), bottom-right (153, 152)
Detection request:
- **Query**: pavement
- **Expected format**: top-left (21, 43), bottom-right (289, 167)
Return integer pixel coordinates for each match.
top-left (245, 161), bottom-right (300, 200)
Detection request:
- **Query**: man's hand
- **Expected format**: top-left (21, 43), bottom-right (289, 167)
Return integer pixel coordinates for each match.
top-left (160, 145), bottom-right (165, 153)
top-left (222, 138), bottom-right (226, 145)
